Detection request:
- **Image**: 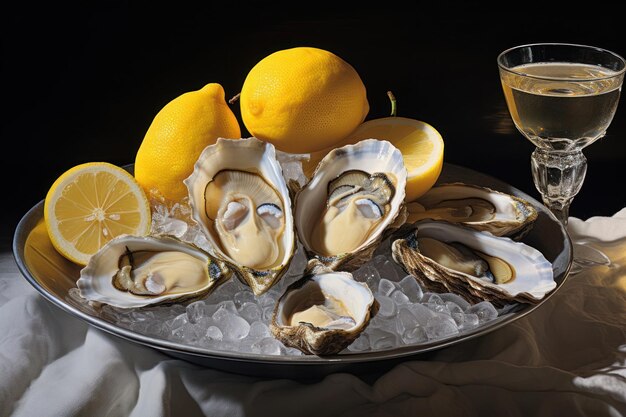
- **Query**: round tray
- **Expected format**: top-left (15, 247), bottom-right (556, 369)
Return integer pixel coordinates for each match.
top-left (12, 163), bottom-right (572, 379)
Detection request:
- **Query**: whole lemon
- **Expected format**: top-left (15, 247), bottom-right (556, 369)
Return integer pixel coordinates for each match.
top-left (134, 83), bottom-right (241, 202)
top-left (240, 47), bottom-right (369, 154)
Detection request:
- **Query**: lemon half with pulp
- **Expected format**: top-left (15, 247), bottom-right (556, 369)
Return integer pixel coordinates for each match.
top-left (303, 117), bottom-right (444, 202)
top-left (44, 162), bottom-right (151, 265)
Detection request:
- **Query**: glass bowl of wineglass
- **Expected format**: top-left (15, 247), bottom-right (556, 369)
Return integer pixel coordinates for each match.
top-left (497, 43), bottom-right (625, 225)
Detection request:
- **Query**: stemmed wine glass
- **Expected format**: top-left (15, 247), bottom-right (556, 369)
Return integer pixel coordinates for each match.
top-left (497, 43), bottom-right (625, 226)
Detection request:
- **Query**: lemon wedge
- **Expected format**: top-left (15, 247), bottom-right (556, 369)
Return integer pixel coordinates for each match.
top-left (303, 117), bottom-right (444, 202)
top-left (44, 162), bottom-right (151, 265)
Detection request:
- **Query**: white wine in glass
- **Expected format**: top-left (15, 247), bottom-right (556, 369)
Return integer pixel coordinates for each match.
top-left (500, 62), bottom-right (622, 151)
top-left (498, 44), bottom-right (625, 225)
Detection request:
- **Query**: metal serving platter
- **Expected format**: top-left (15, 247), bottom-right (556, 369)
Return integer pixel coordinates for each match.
top-left (12, 163), bottom-right (572, 379)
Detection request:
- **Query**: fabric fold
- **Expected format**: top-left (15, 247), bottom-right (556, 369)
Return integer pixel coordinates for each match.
top-left (2, 207), bottom-right (626, 416)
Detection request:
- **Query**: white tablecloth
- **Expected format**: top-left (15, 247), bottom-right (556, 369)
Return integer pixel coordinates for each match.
top-left (2, 210), bottom-right (625, 417)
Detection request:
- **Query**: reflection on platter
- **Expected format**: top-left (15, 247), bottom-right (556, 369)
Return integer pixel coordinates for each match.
top-left (13, 162), bottom-right (571, 378)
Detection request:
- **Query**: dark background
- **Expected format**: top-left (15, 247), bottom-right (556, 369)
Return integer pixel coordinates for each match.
top-left (3, 4), bottom-right (625, 247)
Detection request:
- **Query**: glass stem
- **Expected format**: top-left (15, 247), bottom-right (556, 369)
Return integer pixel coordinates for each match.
top-left (530, 148), bottom-right (587, 226)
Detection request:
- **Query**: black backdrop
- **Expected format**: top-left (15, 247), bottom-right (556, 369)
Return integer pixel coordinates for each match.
top-left (3, 4), bottom-right (625, 245)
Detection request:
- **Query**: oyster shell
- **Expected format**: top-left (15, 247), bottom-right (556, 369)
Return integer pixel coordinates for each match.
top-left (185, 138), bottom-right (296, 295)
top-left (77, 235), bottom-right (231, 308)
top-left (406, 183), bottom-right (538, 239)
top-left (391, 220), bottom-right (555, 306)
top-left (270, 261), bottom-right (377, 355)
top-left (295, 139), bottom-right (407, 271)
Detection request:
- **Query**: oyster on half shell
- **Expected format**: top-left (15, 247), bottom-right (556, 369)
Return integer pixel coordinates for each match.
top-left (270, 261), bottom-right (378, 355)
top-left (295, 139), bottom-right (407, 271)
top-left (391, 220), bottom-right (555, 306)
top-left (185, 138), bottom-right (296, 295)
top-left (406, 183), bottom-right (538, 239)
top-left (77, 235), bottom-right (231, 308)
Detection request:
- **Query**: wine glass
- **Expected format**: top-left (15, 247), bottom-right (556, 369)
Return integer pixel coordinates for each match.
top-left (497, 43), bottom-right (625, 226)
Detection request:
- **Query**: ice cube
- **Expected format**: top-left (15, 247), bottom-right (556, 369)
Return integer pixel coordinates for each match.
top-left (390, 290), bottom-right (409, 306)
top-left (169, 313), bottom-right (188, 330)
top-left (239, 302), bottom-right (262, 323)
top-left (367, 328), bottom-right (397, 351)
top-left (257, 290), bottom-right (280, 309)
top-left (376, 260), bottom-right (401, 282)
top-left (425, 315), bottom-right (459, 340)
top-left (446, 302), bottom-right (465, 326)
top-left (284, 347), bottom-right (304, 356)
top-left (248, 321), bottom-right (271, 340)
top-left (205, 326), bottom-right (223, 341)
top-left (439, 293), bottom-right (471, 310)
top-left (234, 290), bottom-right (256, 308)
top-left (460, 313), bottom-right (480, 330)
top-left (130, 321), bottom-right (148, 333)
top-left (368, 315), bottom-right (395, 331)
top-left (353, 265), bottom-right (381, 289)
top-left (172, 323), bottom-right (204, 343)
top-left (215, 300), bottom-right (238, 316)
top-left (395, 306), bottom-right (418, 334)
top-left (397, 275), bottom-right (423, 302)
top-left (445, 301), bottom-right (463, 315)
top-left (406, 303), bottom-right (437, 326)
top-left (377, 279), bottom-right (396, 297)
top-left (451, 312), bottom-right (465, 326)
top-left (255, 337), bottom-right (283, 355)
top-left (186, 300), bottom-right (209, 324)
top-left (144, 320), bottom-right (167, 337)
top-left (219, 278), bottom-right (244, 295)
top-left (465, 301), bottom-right (498, 323)
top-left (376, 295), bottom-right (397, 318)
top-left (425, 302), bottom-right (449, 315)
top-left (130, 310), bottom-right (154, 322)
top-left (156, 217), bottom-right (188, 238)
top-left (213, 310), bottom-right (250, 341)
top-left (422, 293), bottom-right (444, 305)
top-left (347, 334), bottom-right (371, 352)
top-left (279, 159), bottom-right (308, 188)
top-left (402, 326), bottom-right (428, 345)
top-left (262, 305), bottom-right (275, 321)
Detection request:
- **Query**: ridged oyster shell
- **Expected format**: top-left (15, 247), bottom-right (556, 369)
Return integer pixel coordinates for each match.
top-left (270, 261), bottom-right (378, 355)
top-left (406, 183), bottom-right (538, 239)
top-left (295, 139), bottom-right (407, 271)
top-left (77, 235), bottom-right (231, 308)
top-left (391, 220), bottom-right (555, 306)
top-left (185, 137), bottom-right (296, 295)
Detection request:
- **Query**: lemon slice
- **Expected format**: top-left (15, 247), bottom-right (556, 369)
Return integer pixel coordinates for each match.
top-left (44, 162), bottom-right (151, 265)
top-left (303, 117), bottom-right (444, 202)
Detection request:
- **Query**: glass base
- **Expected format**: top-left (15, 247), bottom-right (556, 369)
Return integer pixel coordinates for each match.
top-left (531, 148), bottom-right (587, 225)
top-left (570, 240), bottom-right (612, 275)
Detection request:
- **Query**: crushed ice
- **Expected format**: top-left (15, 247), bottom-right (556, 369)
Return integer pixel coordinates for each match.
top-left (66, 158), bottom-right (508, 357)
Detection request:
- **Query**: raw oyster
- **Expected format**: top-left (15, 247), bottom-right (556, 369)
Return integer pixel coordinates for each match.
top-left (406, 183), bottom-right (537, 239)
top-left (77, 235), bottom-right (231, 308)
top-left (391, 220), bottom-right (555, 306)
top-left (185, 138), bottom-right (296, 295)
top-left (271, 261), bottom-right (378, 355)
top-left (295, 139), bottom-right (407, 271)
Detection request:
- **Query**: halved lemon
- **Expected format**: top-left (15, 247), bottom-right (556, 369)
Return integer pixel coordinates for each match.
top-left (303, 117), bottom-right (444, 202)
top-left (44, 162), bottom-right (151, 265)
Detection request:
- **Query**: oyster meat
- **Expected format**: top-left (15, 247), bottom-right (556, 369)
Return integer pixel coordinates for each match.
top-left (406, 183), bottom-right (538, 239)
top-left (391, 220), bottom-right (555, 306)
top-left (185, 138), bottom-right (296, 295)
top-left (295, 139), bottom-right (407, 271)
top-left (271, 262), bottom-right (377, 355)
top-left (77, 235), bottom-right (231, 308)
